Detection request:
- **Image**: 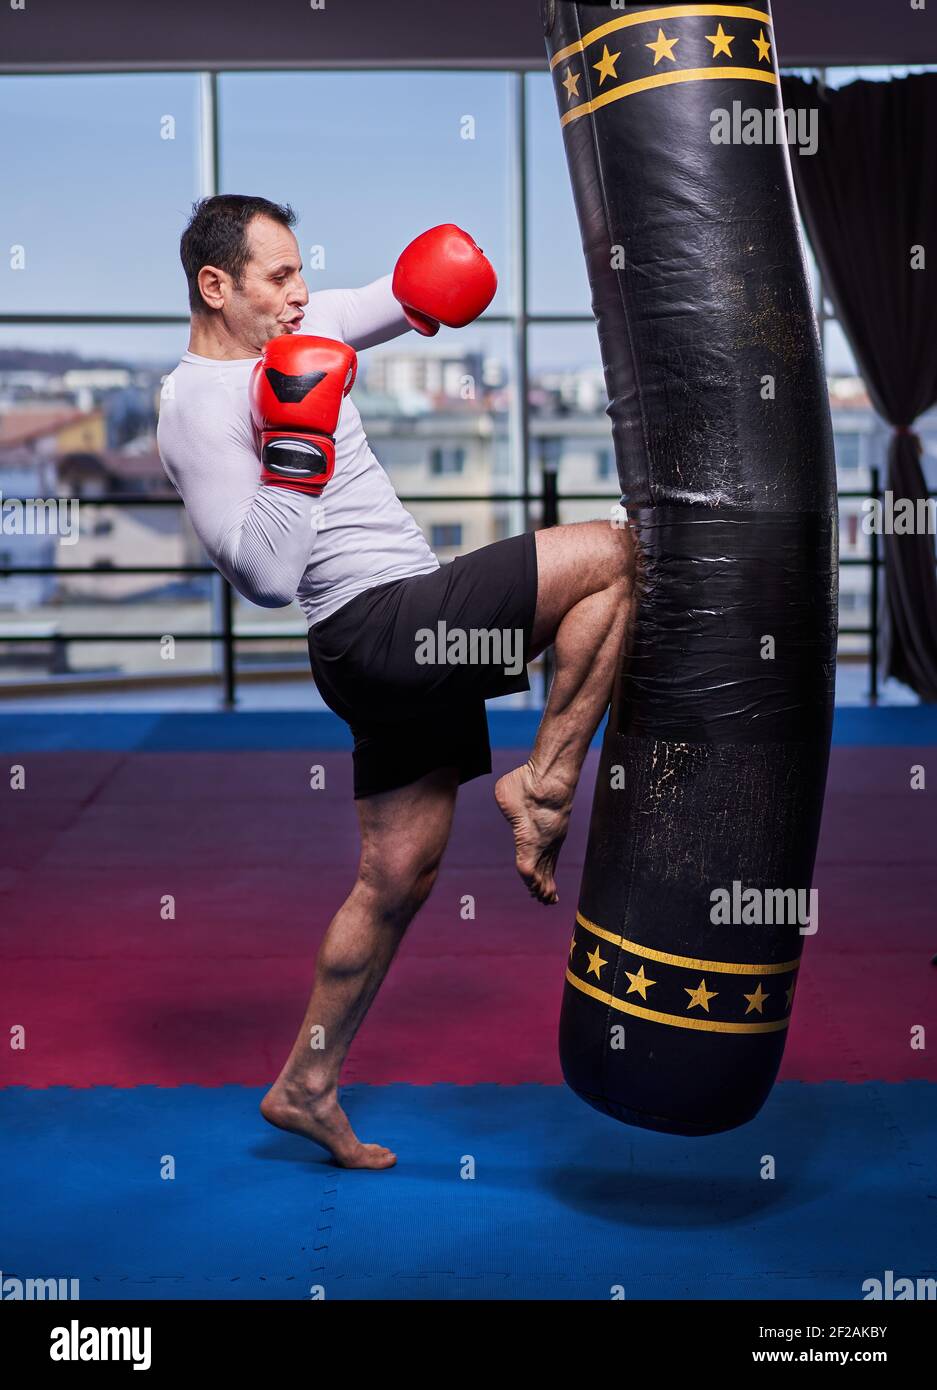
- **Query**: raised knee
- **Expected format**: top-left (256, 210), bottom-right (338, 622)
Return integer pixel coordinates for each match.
top-left (603, 523), bottom-right (636, 592)
top-left (358, 855), bottom-right (441, 925)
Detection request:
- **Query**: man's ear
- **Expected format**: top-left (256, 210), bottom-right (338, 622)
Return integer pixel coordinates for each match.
top-left (197, 265), bottom-right (226, 311)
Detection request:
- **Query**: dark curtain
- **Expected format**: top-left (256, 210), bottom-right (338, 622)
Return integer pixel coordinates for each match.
top-left (782, 73), bottom-right (937, 701)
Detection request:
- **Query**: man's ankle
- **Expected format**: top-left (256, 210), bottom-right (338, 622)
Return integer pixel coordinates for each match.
top-left (276, 1071), bottom-right (338, 1104)
top-left (525, 757), bottom-right (578, 806)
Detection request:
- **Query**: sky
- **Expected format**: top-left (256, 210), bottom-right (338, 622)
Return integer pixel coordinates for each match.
top-left (0, 70), bottom-right (587, 364)
top-left (1, 66), bottom-right (932, 372)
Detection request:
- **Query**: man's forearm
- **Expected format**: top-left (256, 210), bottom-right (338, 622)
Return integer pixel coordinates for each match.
top-left (316, 275), bottom-right (411, 352)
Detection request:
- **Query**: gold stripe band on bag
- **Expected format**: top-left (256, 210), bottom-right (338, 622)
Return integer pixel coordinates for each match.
top-left (549, 5), bottom-right (773, 68)
top-left (566, 968), bottom-right (791, 1034)
top-left (568, 912), bottom-right (799, 1035)
top-left (551, 6), bottom-right (777, 127)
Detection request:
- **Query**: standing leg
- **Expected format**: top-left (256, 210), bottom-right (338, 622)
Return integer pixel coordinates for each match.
top-left (496, 519), bottom-right (636, 904)
top-left (261, 766), bottom-right (459, 1168)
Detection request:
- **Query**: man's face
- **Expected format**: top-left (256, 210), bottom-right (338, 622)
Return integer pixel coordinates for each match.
top-left (213, 215), bottom-right (309, 352)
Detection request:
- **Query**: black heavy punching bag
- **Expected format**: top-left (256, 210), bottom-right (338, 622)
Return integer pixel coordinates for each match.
top-left (543, 1), bottom-right (839, 1134)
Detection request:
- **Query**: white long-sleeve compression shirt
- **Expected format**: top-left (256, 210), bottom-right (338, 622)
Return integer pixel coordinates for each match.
top-left (156, 274), bottom-right (439, 628)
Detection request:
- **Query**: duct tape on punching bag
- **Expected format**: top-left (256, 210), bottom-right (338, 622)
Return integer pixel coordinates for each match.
top-left (542, 1), bottom-right (839, 1134)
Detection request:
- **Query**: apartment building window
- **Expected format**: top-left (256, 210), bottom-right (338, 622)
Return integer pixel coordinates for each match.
top-left (596, 449), bottom-right (615, 482)
top-left (431, 524), bottom-right (463, 549)
top-left (835, 432), bottom-right (862, 474)
top-left (429, 447), bottom-right (466, 476)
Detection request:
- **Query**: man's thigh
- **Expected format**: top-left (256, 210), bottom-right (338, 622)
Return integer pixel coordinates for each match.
top-left (310, 531), bottom-right (537, 721)
top-left (531, 520), bottom-right (634, 655)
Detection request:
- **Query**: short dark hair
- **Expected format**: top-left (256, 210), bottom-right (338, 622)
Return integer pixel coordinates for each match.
top-left (179, 194), bottom-right (297, 313)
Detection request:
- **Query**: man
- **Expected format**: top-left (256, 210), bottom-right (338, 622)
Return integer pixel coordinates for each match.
top-left (157, 194), bottom-right (635, 1169)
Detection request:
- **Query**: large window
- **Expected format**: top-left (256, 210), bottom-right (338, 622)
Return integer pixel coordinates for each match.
top-left (1, 65), bottom-right (935, 699)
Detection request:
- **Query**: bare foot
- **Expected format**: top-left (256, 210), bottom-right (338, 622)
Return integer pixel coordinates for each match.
top-left (260, 1081), bottom-right (397, 1170)
top-left (494, 761), bottom-right (572, 905)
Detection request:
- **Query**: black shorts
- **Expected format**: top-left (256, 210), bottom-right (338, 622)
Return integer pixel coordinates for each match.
top-left (308, 530), bottom-right (539, 798)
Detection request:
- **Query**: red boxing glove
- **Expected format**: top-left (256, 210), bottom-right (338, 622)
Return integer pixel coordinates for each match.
top-left (249, 335), bottom-right (357, 496)
top-left (392, 224), bottom-right (497, 337)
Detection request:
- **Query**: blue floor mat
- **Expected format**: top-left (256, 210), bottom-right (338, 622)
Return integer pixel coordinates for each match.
top-left (0, 706), bottom-right (936, 753)
top-left (1, 1082), bottom-right (934, 1300)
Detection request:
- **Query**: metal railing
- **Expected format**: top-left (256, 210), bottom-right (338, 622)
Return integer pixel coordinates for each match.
top-left (0, 465), bottom-right (901, 706)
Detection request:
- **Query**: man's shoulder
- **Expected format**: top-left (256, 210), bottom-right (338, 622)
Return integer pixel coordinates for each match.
top-left (157, 357), bottom-right (256, 467)
top-left (162, 357), bottom-right (253, 419)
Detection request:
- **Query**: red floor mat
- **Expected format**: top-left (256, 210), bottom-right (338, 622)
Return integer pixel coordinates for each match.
top-left (2, 747), bottom-right (934, 1088)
